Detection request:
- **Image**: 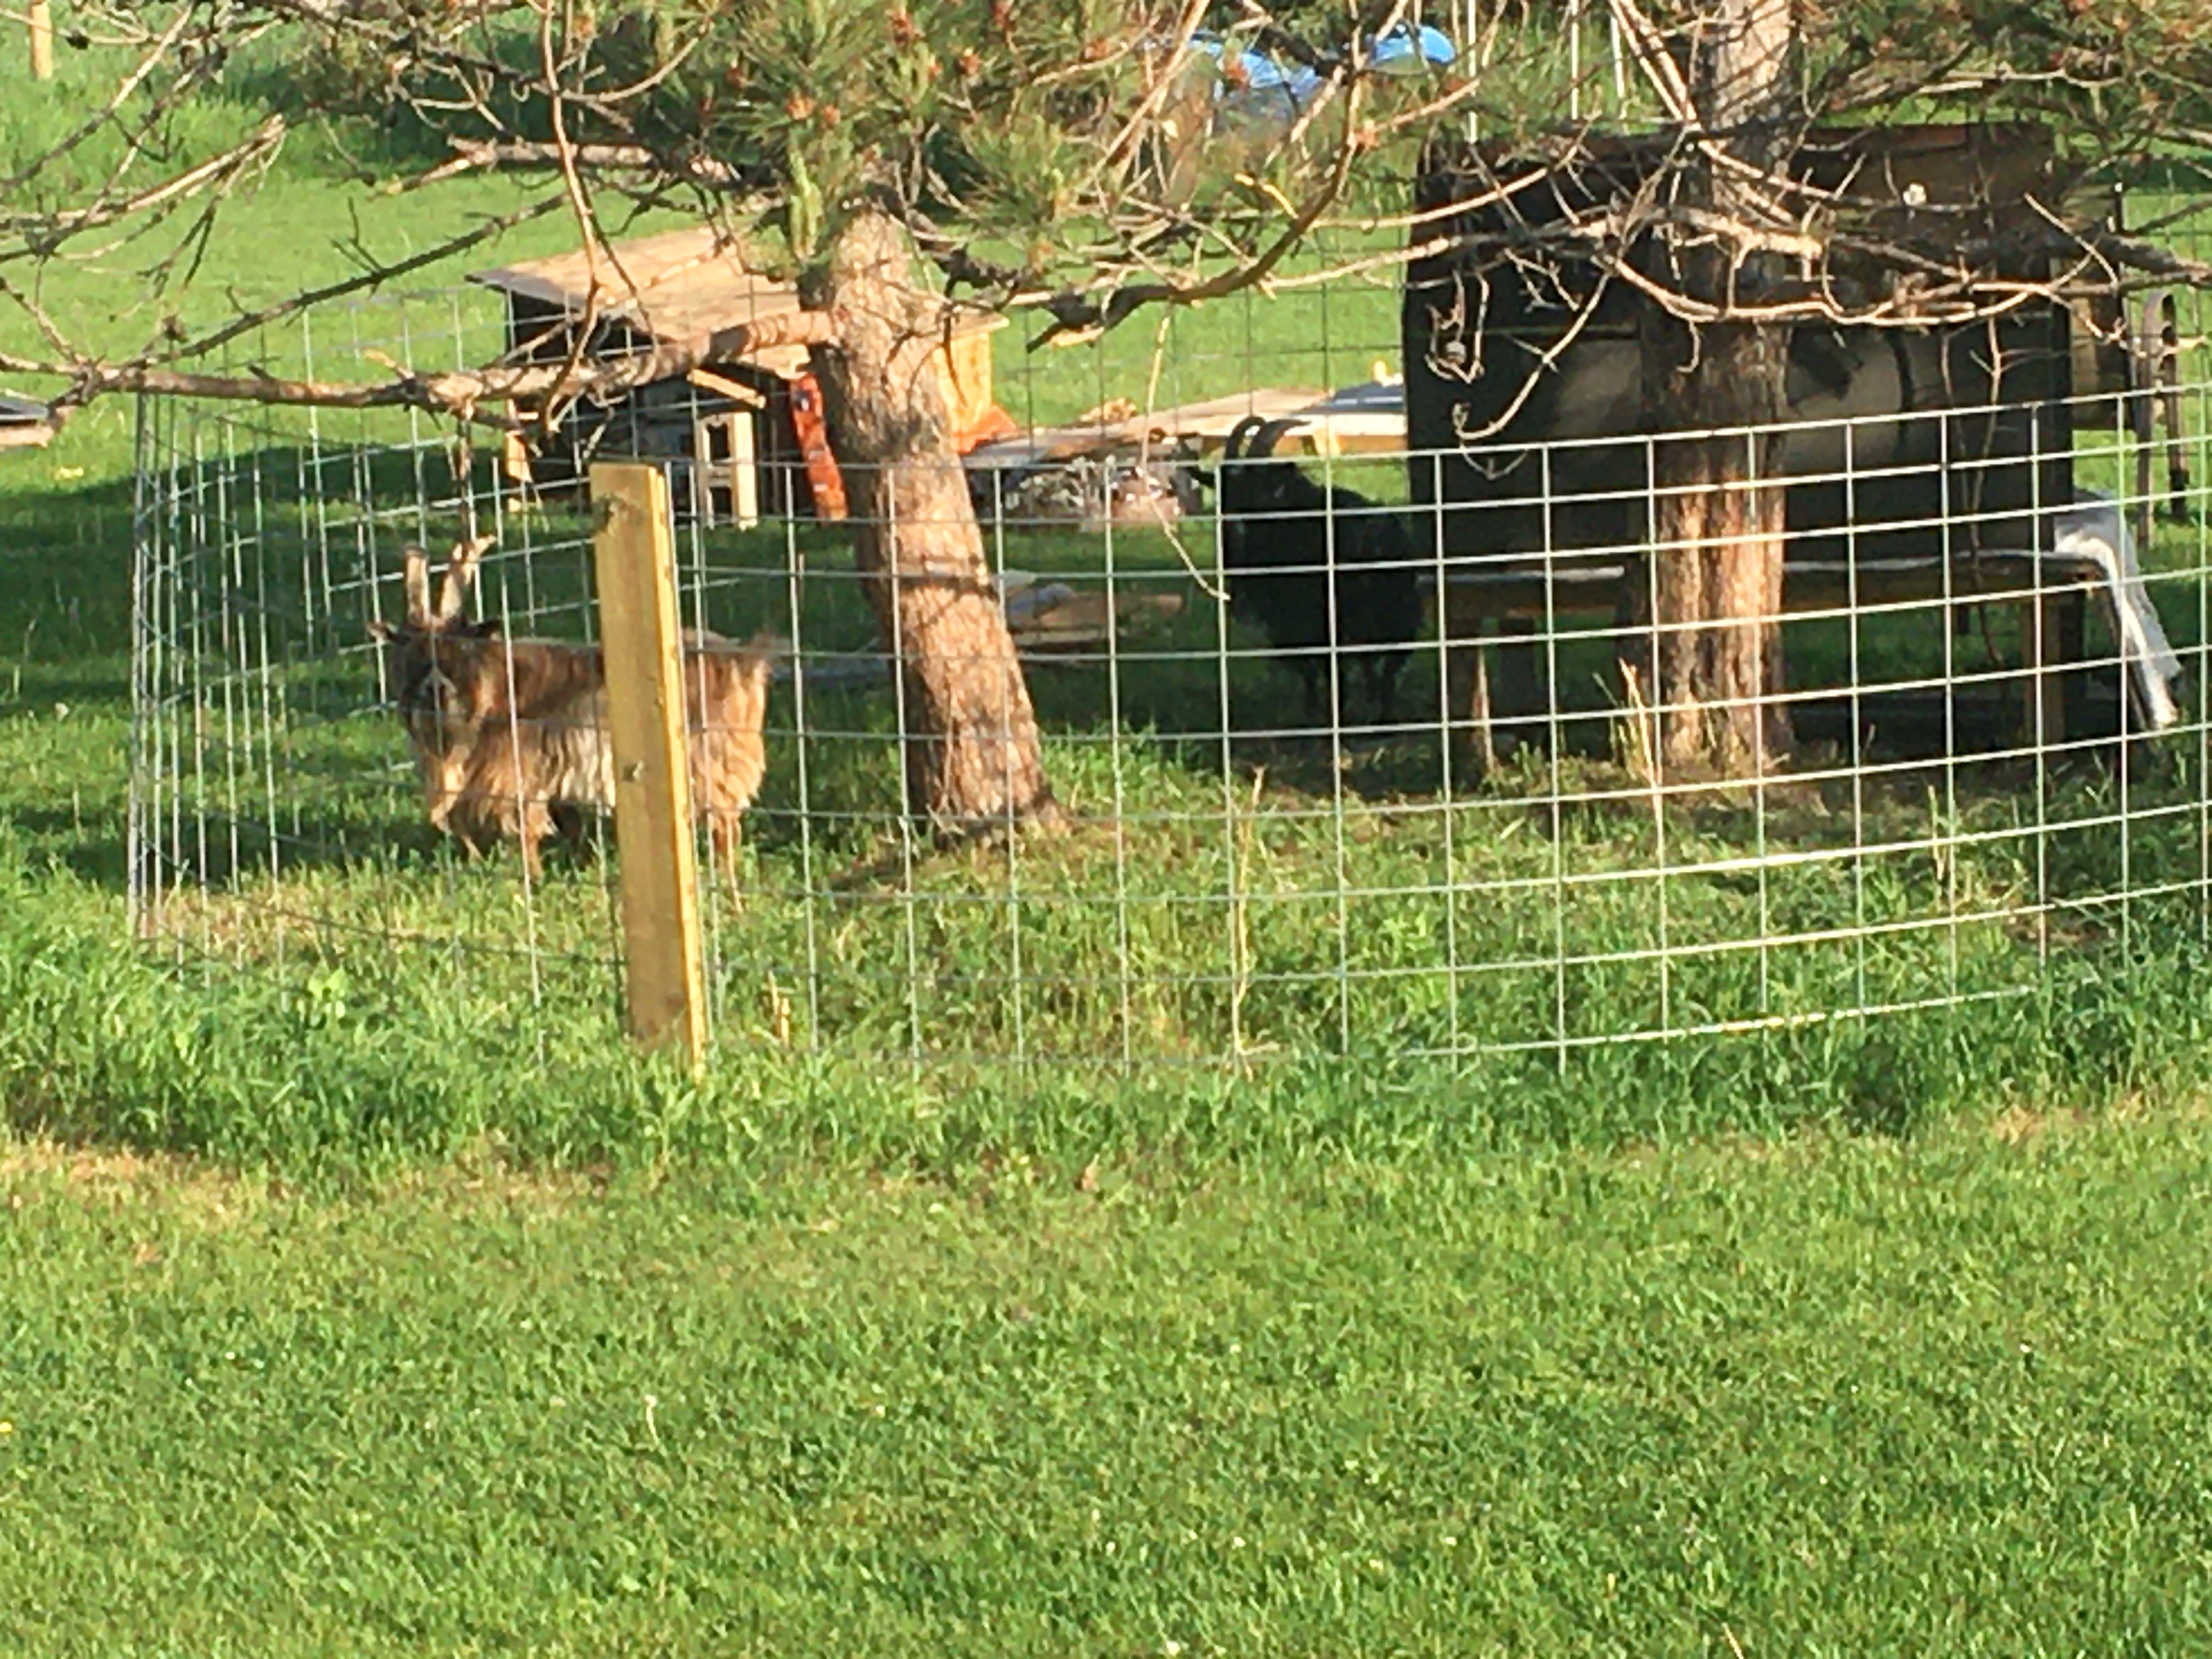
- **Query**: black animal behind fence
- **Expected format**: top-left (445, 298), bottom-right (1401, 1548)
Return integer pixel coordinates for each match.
top-left (1204, 414), bottom-right (1425, 730)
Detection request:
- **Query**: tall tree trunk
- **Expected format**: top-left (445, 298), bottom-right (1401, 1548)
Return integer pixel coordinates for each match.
top-left (800, 211), bottom-right (1060, 834)
top-left (1640, 314), bottom-right (1791, 776)
top-left (1633, 0), bottom-right (1797, 780)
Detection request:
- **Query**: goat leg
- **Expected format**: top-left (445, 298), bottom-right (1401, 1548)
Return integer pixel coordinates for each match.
top-left (515, 797), bottom-right (554, 884)
top-left (1373, 653), bottom-right (1405, 730)
top-left (1298, 659), bottom-right (1327, 735)
top-left (1345, 650), bottom-right (1375, 729)
top-left (707, 811), bottom-right (746, 912)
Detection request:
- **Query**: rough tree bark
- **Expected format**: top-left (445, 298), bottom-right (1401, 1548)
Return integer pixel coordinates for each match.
top-left (1634, 0), bottom-right (1797, 779)
top-left (1639, 311), bottom-right (1791, 776)
top-left (800, 210), bottom-right (1060, 834)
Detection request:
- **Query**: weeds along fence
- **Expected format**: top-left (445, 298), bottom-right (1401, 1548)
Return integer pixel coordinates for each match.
top-left (127, 224), bottom-right (2212, 1080)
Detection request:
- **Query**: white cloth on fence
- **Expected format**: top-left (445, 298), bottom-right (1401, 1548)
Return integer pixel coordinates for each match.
top-left (2050, 489), bottom-right (2186, 732)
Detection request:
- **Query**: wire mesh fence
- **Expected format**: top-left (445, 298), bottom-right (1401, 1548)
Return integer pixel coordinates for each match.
top-left (128, 189), bottom-right (2212, 1080)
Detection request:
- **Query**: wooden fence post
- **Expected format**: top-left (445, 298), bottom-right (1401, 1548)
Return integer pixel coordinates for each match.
top-left (29, 0), bottom-right (54, 81)
top-left (590, 462), bottom-right (707, 1063)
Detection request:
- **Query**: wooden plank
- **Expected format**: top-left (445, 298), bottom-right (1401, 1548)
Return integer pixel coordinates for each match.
top-left (2067, 291), bottom-right (2131, 427)
top-left (2132, 296), bottom-right (2162, 552)
top-left (689, 411), bottom-right (759, 531)
top-left (726, 407), bottom-right (759, 529)
top-left (1429, 553), bottom-right (2109, 762)
top-left (1781, 556), bottom-right (2105, 614)
top-left (967, 393), bottom-right (1408, 469)
top-left (1006, 588), bottom-right (1186, 650)
top-left (686, 367), bottom-right (768, 409)
top-left (934, 328), bottom-right (999, 437)
top-left (1431, 554), bottom-right (2109, 631)
top-left (2154, 294), bottom-right (2192, 509)
top-left (1492, 618), bottom-right (1546, 754)
top-left (2023, 588), bottom-right (2086, 750)
top-left (590, 463), bottom-right (708, 1063)
top-left (689, 414), bottom-right (716, 528)
top-left (28, 0), bottom-right (52, 81)
top-left (1443, 628), bottom-right (1497, 777)
top-left (974, 389), bottom-right (1333, 464)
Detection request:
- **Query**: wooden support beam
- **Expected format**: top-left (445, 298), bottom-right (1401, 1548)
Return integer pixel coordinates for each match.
top-left (686, 367), bottom-right (768, 409)
top-left (1491, 617), bottom-right (1546, 756)
top-left (691, 408), bottom-right (758, 530)
top-left (1431, 552), bottom-right (2112, 633)
top-left (28, 0), bottom-right (52, 81)
top-left (2023, 587), bottom-right (2085, 752)
top-left (590, 462), bottom-right (708, 1063)
top-left (1443, 624), bottom-right (1497, 779)
top-left (1427, 551), bottom-right (2110, 770)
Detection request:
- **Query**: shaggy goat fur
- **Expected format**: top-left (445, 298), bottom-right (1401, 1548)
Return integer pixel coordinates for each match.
top-left (370, 540), bottom-right (779, 885)
top-left (1207, 416), bottom-right (1423, 727)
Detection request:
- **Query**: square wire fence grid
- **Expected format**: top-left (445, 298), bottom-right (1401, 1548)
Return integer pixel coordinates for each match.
top-left (127, 240), bottom-right (2212, 1075)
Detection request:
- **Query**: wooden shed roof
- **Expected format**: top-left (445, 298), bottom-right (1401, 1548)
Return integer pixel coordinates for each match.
top-left (468, 225), bottom-right (1003, 345)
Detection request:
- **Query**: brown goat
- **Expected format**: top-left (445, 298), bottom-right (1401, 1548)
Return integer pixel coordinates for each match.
top-left (369, 539), bottom-right (781, 887)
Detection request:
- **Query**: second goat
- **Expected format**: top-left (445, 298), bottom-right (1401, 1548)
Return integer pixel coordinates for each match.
top-left (1207, 415), bottom-right (1422, 727)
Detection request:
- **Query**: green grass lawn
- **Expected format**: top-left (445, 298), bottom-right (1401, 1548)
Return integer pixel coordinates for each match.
top-left (5, 1108), bottom-right (2212, 1655)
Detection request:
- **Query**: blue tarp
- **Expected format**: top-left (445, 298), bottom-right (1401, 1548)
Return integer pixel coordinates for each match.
top-left (1368, 22), bottom-right (1459, 75)
top-left (1183, 23), bottom-right (1455, 135)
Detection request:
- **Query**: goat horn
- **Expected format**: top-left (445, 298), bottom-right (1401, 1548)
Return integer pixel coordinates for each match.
top-left (437, 534), bottom-right (494, 624)
top-left (1223, 415), bottom-right (1266, 464)
top-left (400, 545), bottom-right (433, 627)
top-left (1249, 418), bottom-right (1302, 459)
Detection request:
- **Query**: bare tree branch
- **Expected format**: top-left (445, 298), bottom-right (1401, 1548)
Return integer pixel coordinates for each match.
top-left (16, 309), bottom-right (843, 431)
top-left (4, 116), bottom-right (288, 255)
top-left (395, 138), bottom-right (758, 198)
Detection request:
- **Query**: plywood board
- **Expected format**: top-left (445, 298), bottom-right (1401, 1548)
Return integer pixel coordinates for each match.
top-left (935, 326), bottom-right (1000, 437)
top-left (967, 383), bottom-right (1409, 471)
top-left (0, 394), bottom-right (52, 450)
